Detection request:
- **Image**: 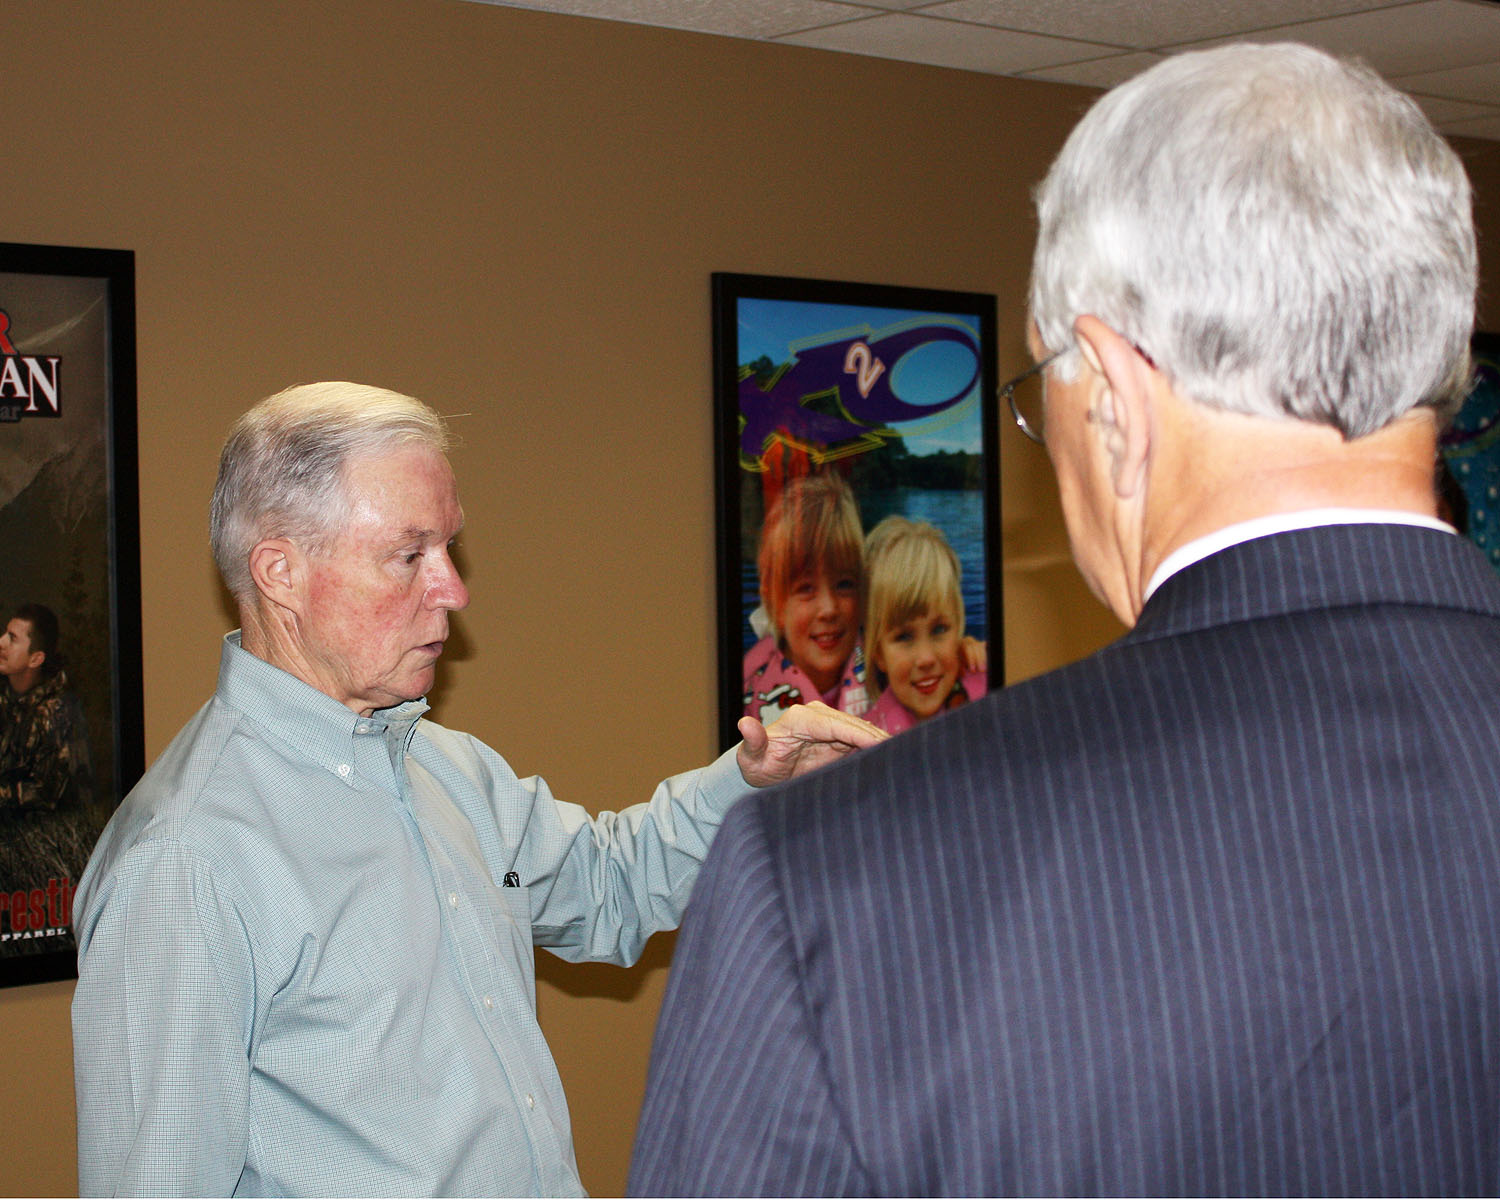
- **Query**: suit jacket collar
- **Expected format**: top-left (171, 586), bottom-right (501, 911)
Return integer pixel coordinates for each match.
top-left (1127, 523), bottom-right (1500, 645)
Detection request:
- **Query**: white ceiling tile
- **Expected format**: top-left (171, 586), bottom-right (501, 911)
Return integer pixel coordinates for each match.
top-left (456, 0), bottom-right (1500, 141)
top-left (920, 0), bottom-right (1408, 51)
top-left (1019, 51), bottom-right (1164, 89)
top-left (1397, 60), bottom-right (1500, 105)
top-left (1182, 1), bottom-right (1500, 79)
top-left (465, 0), bottom-right (874, 39)
top-left (1404, 90), bottom-right (1500, 122)
top-left (775, 11), bottom-right (1113, 74)
top-left (1433, 110), bottom-right (1500, 138)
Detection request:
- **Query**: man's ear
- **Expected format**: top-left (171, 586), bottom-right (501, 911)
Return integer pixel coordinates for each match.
top-left (1073, 314), bottom-right (1154, 500)
top-left (247, 538), bottom-right (307, 615)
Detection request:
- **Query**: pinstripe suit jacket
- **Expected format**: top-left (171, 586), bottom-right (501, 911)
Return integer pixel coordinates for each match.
top-left (630, 524), bottom-right (1500, 1197)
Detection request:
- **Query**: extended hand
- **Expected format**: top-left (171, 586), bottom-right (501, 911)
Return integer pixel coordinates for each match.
top-left (961, 636), bottom-right (988, 675)
top-left (736, 701), bottom-right (887, 788)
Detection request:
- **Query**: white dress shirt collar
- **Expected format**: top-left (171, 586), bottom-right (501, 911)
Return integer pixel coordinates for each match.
top-left (1144, 508), bottom-right (1456, 603)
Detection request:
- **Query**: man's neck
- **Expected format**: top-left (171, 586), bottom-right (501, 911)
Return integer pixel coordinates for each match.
top-left (1133, 406), bottom-right (1442, 620)
top-left (239, 603), bottom-right (376, 718)
top-left (6, 667), bottom-right (42, 696)
top-left (239, 605), bottom-right (308, 688)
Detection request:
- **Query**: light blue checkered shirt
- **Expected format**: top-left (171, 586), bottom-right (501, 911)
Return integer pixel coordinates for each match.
top-left (72, 633), bottom-right (747, 1196)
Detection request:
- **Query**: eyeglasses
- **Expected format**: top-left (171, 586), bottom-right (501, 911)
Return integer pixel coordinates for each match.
top-left (1001, 351), bottom-right (1062, 445)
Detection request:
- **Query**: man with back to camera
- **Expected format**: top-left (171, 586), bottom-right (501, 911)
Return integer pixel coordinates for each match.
top-left (69, 381), bottom-right (884, 1196)
top-left (629, 42), bottom-right (1500, 1197)
top-left (0, 602), bottom-right (93, 814)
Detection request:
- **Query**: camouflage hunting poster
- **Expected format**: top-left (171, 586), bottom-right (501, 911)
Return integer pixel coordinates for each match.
top-left (0, 242), bottom-right (141, 988)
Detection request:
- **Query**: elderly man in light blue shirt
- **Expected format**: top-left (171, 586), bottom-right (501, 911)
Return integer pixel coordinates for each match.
top-left (71, 381), bottom-right (882, 1197)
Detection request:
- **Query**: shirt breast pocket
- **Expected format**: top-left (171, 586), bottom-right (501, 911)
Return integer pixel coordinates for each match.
top-left (490, 878), bottom-right (536, 1003)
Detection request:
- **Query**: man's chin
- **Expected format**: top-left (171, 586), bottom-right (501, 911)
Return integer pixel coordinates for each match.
top-left (380, 672), bottom-right (436, 710)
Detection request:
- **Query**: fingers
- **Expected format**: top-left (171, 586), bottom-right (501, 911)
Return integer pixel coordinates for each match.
top-left (962, 636), bottom-right (989, 674)
top-left (736, 701), bottom-right (885, 787)
top-left (737, 700), bottom-right (889, 786)
top-left (737, 715), bottom-right (770, 756)
top-left (777, 701), bottom-right (886, 749)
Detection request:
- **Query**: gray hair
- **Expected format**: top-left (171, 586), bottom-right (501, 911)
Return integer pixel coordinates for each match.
top-left (1029, 42), bottom-right (1477, 438)
top-left (210, 381), bottom-right (450, 602)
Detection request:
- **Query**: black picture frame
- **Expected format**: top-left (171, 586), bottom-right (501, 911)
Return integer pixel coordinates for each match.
top-left (714, 272), bottom-right (1000, 749)
top-left (0, 241), bottom-right (141, 988)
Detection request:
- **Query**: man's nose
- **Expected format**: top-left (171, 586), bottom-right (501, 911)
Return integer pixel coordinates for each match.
top-left (428, 556), bottom-right (470, 611)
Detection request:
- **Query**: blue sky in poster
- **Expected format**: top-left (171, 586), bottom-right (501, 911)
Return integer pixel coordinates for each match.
top-left (737, 297), bottom-right (983, 456)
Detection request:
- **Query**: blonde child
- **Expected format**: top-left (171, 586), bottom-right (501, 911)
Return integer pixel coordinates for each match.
top-left (862, 515), bottom-right (986, 733)
top-left (742, 471), bottom-right (869, 723)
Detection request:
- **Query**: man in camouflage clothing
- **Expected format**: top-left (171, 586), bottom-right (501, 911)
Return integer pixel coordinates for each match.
top-left (0, 603), bottom-right (93, 815)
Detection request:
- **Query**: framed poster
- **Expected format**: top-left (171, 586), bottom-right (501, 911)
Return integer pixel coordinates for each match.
top-left (715, 272), bottom-right (999, 749)
top-left (0, 242), bottom-right (141, 988)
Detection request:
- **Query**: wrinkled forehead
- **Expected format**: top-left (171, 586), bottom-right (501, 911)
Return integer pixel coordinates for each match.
top-left (342, 444), bottom-right (461, 512)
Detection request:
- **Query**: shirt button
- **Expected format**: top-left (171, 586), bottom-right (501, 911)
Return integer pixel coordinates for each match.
top-left (336, 763), bottom-right (351, 778)
top-left (482, 996), bottom-right (494, 1010)
top-left (447, 892), bottom-right (459, 908)
top-left (526, 1094), bottom-right (535, 1109)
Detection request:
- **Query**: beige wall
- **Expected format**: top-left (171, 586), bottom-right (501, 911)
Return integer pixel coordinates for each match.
top-left (4, 2), bottom-right (1497, 1195)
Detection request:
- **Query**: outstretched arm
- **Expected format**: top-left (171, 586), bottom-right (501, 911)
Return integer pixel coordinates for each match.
top-left (736, 701), bottom-right (886, 788)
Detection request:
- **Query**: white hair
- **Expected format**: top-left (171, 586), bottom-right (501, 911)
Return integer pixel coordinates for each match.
top-left (1029, 42), bottom-right (1477, 438)
top-left (210, 381), bottom-right (450, 601)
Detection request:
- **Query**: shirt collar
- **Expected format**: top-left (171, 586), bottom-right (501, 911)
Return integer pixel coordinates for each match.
top-left (1144, 508), bottom-right (1456, 603)
top-left (217, 631), bottom-right (430, 774)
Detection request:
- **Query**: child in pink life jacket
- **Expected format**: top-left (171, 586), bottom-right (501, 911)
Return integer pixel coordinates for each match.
top-left (742, 471), bottom-right (870, 724)
top-left (862, 515), bottom-right (986, 734)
